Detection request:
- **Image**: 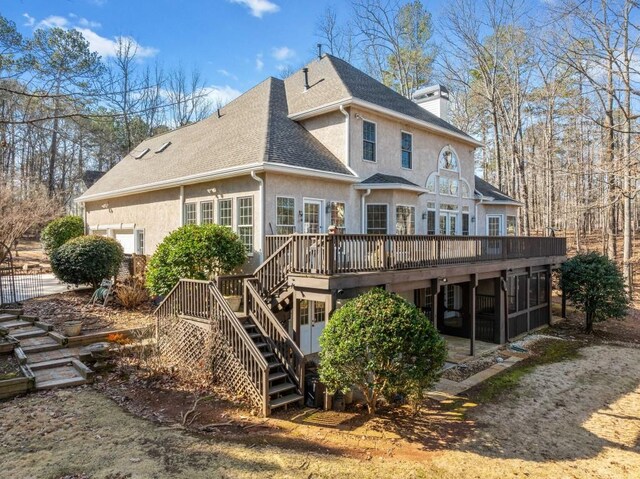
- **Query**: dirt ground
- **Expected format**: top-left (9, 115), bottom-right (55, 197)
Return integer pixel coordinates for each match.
top-left (21, 289), bottom-right (155, 334)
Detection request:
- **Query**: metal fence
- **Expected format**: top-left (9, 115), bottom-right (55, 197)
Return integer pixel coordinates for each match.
top-left (0, 266), bottom-right (44, 306)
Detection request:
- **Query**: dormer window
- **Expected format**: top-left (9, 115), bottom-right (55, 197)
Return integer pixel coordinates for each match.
top-left (155, 141), bottom-right (171, 153)
top-left (363, 120), bottom-right (376, 162)
top-left (134, 148), bottom-right (150, 159)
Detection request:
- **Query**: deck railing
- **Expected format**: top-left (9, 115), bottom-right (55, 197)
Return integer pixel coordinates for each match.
top-left (270, 234), bottom-right (566, 276)
top-left (254, 236), bottom-right (293, 297)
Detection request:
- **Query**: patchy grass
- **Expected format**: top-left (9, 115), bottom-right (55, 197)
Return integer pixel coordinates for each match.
top-left (467, 339), bottom-right (583, 403)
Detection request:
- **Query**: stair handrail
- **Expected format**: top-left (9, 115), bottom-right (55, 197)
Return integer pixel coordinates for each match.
top-left (244, 278), bottom-right (305, 391)
top-left (253, 236), bottom-right (294, 296)
top-left (207, 282), bottom-right (270, 411)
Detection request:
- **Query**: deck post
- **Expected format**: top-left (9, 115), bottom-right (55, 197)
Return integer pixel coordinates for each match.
top-left (430, 278), bottom-right (439, 331)
top-left (498, 271), bottom-right (507, 343)
top-left (561, 284), bottom-right (567, 319)
top-left (547, 265), bottom-right (554, 324)
top-left (469, 274), bottom-right (477, 356)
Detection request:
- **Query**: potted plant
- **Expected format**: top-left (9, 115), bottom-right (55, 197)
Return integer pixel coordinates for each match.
top-left (63, 321), bottom-right (82, 337)
top-left (224, 295), bottom-right (242, 312)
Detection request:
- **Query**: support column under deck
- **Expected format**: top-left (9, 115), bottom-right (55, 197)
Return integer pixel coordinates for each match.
top-left (469, 274), bottom-right (478, 356)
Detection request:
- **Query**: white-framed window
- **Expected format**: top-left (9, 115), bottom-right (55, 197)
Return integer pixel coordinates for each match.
top-left (366, 204), bottom-right (388, 234)
top-left (487, 215), bottom-right (503, 236)
top-left (184, 202), bottom-right (197, 225)
top-left (439, 177), bottom-right (459, 196)
top-left (507, 215), bottom-right (517, 236)
top-left (276, 197), bottom-right (296, 235)
top-left (401, 131), bottom-right (412, 169)
top-left (218, 198), bottom-right (232, 227)
top-left (426, 173), bottom-right (437, 193)
top-left (461, 181), bottom-right (471, 198)
top-left (237, 196), bottom-right (253, 253)
top-left (462, 213), bottom-right (470, 236)
top-left (329, 201), bottom-right (346, 234)
top-left (201, 201), bottom-right (214, 224)
top-left (396, 205), bottom-right (415, 235)
top-left (363, 120), bottom-right (376, 162)
top-left (134, 229), bottom-right (145, 255)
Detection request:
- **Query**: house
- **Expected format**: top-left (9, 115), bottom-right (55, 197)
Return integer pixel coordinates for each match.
top-left (77, 55), bottom-right (566, 415)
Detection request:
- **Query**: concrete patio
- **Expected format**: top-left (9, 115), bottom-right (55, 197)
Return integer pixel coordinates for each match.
top-left (443, 335), bottom-right (501, 363)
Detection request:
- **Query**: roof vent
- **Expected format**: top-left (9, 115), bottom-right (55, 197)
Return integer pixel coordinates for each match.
top-left (134, 148), bottom-right (150, 159)
top-left (155, 141), bottom-right (171, 153)
top-left (302, 68), bottom-right (310, 91)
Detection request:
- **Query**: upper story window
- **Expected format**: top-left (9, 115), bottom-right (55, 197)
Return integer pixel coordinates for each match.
top-left (238, 197), bottom-right (253, 253)
top-left (363, 121), bottom-right (376, 162)
top-left (276, 197), bottom-right (295, 235)
top-left (507, 215), bottom-right (517, 236)
top-left (439, 177), bottom-right (459, 196)
top-left (439, 146), bottom-right (459, 171)
top-left (401, 132), bottom-right (412, 169)
top-left (396, 205), bottom-right (415, 235)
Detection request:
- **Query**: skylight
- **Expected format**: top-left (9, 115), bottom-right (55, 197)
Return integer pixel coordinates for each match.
top-left (155, 141), bottom-right (171, 153)
top-left (134, 148), bottom-right (150, 159)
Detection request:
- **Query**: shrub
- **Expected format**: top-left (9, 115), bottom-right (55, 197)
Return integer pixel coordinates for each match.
top-left (146, 224), bottom-right (247, 296)
top-left (51, 235), bottom-right (124, 288)
top-left (115, 275), bottom-right (149, 309)
top-left (41, 215), bottom-right (84, 256)
top-left (560, 252), bottom-right (628, 333)
top-left (319, 288), bottom-right (447, 414)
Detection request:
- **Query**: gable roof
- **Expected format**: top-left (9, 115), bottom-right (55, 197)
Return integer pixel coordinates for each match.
top-left (360, 173), bottom-right (420, 187)
top-left (284, 55), bottom-right (478, 144)
top-left (79, 78), bottom-right (354, 201)
top-left (474, 176), bottom-right (520, 205)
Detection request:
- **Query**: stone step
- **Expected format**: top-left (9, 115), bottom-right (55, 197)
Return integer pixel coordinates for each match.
top-left (10, 327), bottom-right (48, 340)
top-left (32, 358), bottom-right (94, 390)
top-left (0, 313), bottom-right (19, 322)
top-left (20, 335), bottom-right (63, 353)
top-left (270, 393), bottom-right (303, 411)
top-left (2, 319), bottom-right (33, 330)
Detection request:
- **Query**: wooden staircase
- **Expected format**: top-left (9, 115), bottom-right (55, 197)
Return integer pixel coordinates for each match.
top-left (155, 239), bottom-right (305, 417)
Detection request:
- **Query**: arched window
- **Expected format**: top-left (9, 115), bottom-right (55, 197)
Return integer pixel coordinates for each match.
top-left (438, 146), bottom-right (459, 172)
top-left (460, 180), bottom-right (470, 198)
top-left (426, 173), bottom-right (437, 193)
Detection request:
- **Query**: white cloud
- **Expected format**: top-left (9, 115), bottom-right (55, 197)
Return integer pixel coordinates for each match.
top-left (38, 16), bottom-right (69, 29)
top-left (272, 46), bottom-right (295, 61)
top-left (203, 85), bottom-right (242, 107)
top-left (255, 53), bottom-right (264, 71)
top-left (230, 0), bottom-right (279, 18)
top-left (78, 17), bottom-right (102, 28)
top-left (22, 13), bottom-right (35, 27)
top-left (76, 28), bottom-right (159, 59)
top-left (217, 69), bottom-right (238, 81)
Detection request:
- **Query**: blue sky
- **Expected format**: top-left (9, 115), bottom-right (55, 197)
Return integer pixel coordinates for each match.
top-left (2, 0), bottom-right (359, 104)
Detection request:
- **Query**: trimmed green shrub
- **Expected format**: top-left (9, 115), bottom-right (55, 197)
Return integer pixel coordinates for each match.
top-left (41, 215), bottom-right (84, 256)
top-left (146, 224), bottom-right (247, 296)
top-left (319, 288), bottom-right (447, 414)
top-left (51, 235), bottom-right (124, 288)
top-left (560, 252), bottom-right (628, 333)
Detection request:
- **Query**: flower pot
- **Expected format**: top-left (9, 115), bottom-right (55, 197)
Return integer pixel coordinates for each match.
top-left (63, 321), bottom-right (82, 337)
top-left (224, 295), bottom-right (242, 312)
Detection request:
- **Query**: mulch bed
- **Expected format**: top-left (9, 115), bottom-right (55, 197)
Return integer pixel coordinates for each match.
top-left (0, 354), bottom-right (21, 380)
top-left (21, 290), bottom-right (154, 334)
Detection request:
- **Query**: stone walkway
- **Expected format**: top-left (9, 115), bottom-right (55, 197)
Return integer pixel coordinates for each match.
top-left (433, 355), bottom-right (523, 396)
top-left (0, 310), bottom-right (95, 393)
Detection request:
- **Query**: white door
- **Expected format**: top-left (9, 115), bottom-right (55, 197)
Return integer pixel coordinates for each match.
top-left (114, 230), bottom-right (135, 254)
top-left (299, 300), bottom-right (326, 355)
top-left (303, 199), bottom-right (323, 233)
top-left (487, 215), bottom-right (503, 236)
top-left (439, 212), bottom-right (458, 235)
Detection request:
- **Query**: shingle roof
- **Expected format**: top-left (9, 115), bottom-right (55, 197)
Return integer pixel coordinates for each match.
top-left (284, 55), bottom-right (475, 140)
top-left (474, 175), bottom-right (519, 203)
top-left (82, 170), bottom-right (105, 188)
top-left (80, 78), bottom-right (352, 199)
top-left (360, 173), bottom-right (421, 187)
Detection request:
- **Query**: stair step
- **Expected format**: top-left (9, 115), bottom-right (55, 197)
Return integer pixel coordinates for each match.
top-left (20, 336), bottom-right (62, 353)
top-left (254, 342), bottom-right (268, 349)
top-left (262, 351), bottom-right (275, 359)
top-left (2, 319), bottom-right (33, 330)
top-left (268, 371), bottom-right (288, 382)
top-left (268, 361), bottom-right (282, 370)
top-left (270, 393), bottom-right (303, 411)
top-left (32, 358), bottom-right (94, 390)
top-left (0, 313), bottom-right (19, 322)
top-left (269, 382), bottom-right (296, 396)
top-left (35, 376), bottom-right (88, 390)
top-left (249, 333), bottom-right (262, 339)
top-left (243, 323), bottom-right (256, 330)
top-left (10, 327), bottom-right (48, 340)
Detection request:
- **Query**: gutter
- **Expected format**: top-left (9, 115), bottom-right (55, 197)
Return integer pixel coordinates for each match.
top-left (250, 170), bottom-right (265, 259)
top-left (353, 183), bottom-right (427, 194)
top-left (361, 188), bottom-right (371, 233)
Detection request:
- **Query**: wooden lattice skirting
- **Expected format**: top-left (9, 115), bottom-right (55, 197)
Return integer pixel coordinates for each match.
top-left (157, 315), bottom-right (263, 411)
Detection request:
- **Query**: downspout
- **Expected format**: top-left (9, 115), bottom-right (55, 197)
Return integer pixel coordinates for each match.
top-left (361, 188), bottom-right (371, 233)
top-left (339, 105), bottom-right (350, 168)
top-left (251, 170), bottom-right (265, 261)
top-left (179, 185), bottom-right (184, 225)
